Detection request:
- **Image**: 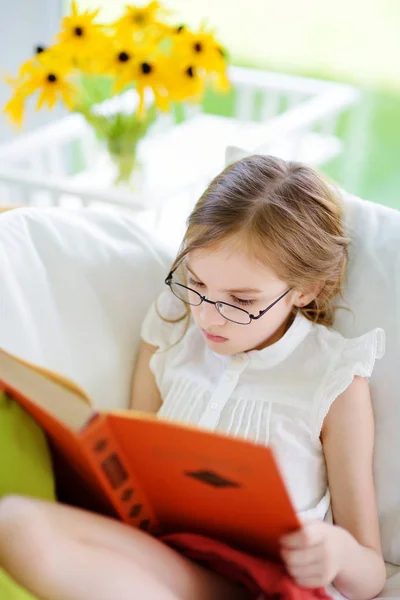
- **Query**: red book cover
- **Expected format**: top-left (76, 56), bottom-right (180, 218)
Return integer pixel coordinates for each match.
top-left (0, 348), bottom-right (300, 559)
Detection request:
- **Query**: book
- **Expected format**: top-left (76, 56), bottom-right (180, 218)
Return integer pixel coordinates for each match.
top-left (0, 348), bottom-right (300, 559)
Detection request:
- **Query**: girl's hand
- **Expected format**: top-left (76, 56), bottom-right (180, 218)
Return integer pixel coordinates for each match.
top-left (280, 520), bottom-right (345, 588)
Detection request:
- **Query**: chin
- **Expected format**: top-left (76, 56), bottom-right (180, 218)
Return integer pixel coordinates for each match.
top-left (204, 339), bottom-right (241, 356)
top-left (208, 346), bottom-right (235, 356)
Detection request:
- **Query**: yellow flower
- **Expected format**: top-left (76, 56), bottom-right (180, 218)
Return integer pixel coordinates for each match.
top-left (126, 47), bottom-right (170, 118)
top-left (17, 45), bottom-right (48, 79)
top-left (3, 91), bottom-right (26, 127)
top-left (3, 1), bottom-right (230, 132)
top-left (56, 1), bottom-right (105, 62)
top-left (97, 38), bottom-right (138, 92)
top-left (172, 26), bottom-right (230, 91)
top-left (164, 62), bottom-right (205, 104)
top-left (207, 68), bottom-right (231, 93)
top-left (114, 1), bottom-right (167, 37)
top-left (22, 54), bottom-right (77, 110)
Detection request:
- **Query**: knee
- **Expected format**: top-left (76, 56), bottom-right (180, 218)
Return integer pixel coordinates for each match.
top-left (0, 495), bottom-right (53, 574)
top-left (0, 494), bottom-right (41, 534)
top-left (0, 494), bottom-right (31, 528)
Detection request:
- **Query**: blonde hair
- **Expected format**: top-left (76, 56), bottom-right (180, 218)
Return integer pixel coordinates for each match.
top-left (168, 155), bottom-right (349, 327)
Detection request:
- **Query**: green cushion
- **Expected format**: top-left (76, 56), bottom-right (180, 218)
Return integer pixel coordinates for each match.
top-left (0, 390), bottom-right (56, 599)
top-left (0, 570), bottom-right (37, 600)
top-left (0, 391), bottom-right (55, 499)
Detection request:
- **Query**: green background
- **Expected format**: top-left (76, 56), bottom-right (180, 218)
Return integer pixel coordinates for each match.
top-left (76, 0), bottom-right (400, 209)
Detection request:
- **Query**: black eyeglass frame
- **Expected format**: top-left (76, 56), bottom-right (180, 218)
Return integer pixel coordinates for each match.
top-left (165, 269), bottom-right (292, 325)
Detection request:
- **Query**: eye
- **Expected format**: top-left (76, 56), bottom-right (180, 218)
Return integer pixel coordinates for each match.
top-left (231, 296), bottom-right (254, 307)
top-left (188, 276), bottom-right (205, 288)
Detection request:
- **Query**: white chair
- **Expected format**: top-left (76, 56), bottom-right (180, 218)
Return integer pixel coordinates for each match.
top-left (0, 207), bottom-right (171, 409)
top-left (0, 201), bottom-right (399, 599)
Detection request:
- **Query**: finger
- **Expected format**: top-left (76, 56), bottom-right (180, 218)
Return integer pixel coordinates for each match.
top-left (287, 563), bottom-right (322, 580)
top-left (294, 576), bottom-right (326, 589)
top-left (280, 524), bottom-right (323, 549)
top-left (298, 514), bottom-right (311, 526)
top-left (281, 545), bottom-right (322, 568)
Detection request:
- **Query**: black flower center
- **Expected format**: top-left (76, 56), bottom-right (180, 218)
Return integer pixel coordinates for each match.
top-left (118, 51), bottom-right (130, 62)
top-left (186, 66), bottom-right (195, 78)
top-left (193, 42), bottom-right (202, 53)
top-left (35, 45), bottom-right (46, 54)
top-left (74, 26), bottom-right (84, 36)
top-left (47, 74), bottom-right (57, 83)
top-left (134, 13), bottom-right (145, 24)
top-left (141, 62), bottom-right (152, 75)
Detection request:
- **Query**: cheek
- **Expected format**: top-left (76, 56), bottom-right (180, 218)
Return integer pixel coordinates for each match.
top-left (190, 305), bottom-right (209, 328)
top-left (246, 313), bottom-right (285, 343)
top-left (245, 323), bottom-right (269, 343)
top-left (227, 322), bottom-right (265, 349)
top-left (190, 305), bottom-right (200, 321)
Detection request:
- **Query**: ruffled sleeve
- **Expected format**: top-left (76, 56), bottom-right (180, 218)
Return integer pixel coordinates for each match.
top-left (141, 288), bottom-right (190, 351)
top-left (313, 328), bottom-right (385, 436)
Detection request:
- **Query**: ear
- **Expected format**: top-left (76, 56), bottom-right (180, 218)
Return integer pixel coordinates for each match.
top-left (292, 282), bottom-right (324, 308)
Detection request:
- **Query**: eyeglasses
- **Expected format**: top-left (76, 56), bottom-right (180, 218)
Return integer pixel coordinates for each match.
top-left (165, 269), bottom-right (292, 325)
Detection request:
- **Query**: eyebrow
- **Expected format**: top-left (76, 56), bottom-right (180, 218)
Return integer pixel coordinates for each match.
top-left (185, 264), bottom-right (264, 295)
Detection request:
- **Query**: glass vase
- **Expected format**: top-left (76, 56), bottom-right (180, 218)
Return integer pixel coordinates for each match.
top-left (108, 143), bottom-right (142, 187)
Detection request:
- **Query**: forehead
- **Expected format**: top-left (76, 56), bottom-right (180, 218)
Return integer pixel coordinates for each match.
top-left (187, 241), bottom-right (283, 289)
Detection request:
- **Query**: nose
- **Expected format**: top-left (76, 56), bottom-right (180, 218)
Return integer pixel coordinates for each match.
top-left (198, 300), bottom-right (226, 328)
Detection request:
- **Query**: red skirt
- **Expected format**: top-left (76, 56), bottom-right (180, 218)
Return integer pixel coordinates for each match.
top-left (162, 533), bottom-right (332, 600)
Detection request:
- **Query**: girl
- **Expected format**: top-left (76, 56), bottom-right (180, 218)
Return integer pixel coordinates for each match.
top-left (0, 155), bottom-right (386, 600)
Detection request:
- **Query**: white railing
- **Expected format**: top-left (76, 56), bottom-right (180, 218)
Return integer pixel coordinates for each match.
top-left (0, 66), bottom-right (360, 216)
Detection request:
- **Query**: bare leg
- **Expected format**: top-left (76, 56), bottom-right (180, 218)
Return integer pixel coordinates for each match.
top-left (0, 495), bottom-right (249, 600)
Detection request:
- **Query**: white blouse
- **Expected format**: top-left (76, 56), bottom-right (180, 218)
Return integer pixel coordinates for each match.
top-left (141, 289), bottom-right (385, 523)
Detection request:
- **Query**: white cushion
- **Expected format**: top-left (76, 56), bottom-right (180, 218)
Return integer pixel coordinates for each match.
top-left (226, 146), bottom-right (400, 566)
top-left (334, 194), bottom-right (400, 565)
top-left (0, 207), bottom-right (171, 410)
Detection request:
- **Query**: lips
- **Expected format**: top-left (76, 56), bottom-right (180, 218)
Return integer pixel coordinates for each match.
top-left (202, 329), bottom-right (228, 343)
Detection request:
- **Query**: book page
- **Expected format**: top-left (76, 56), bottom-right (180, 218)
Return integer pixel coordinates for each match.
top-left (13, 356), bottom-right (92, 405)
top-left (0, 350), bottom-right (93, 430)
